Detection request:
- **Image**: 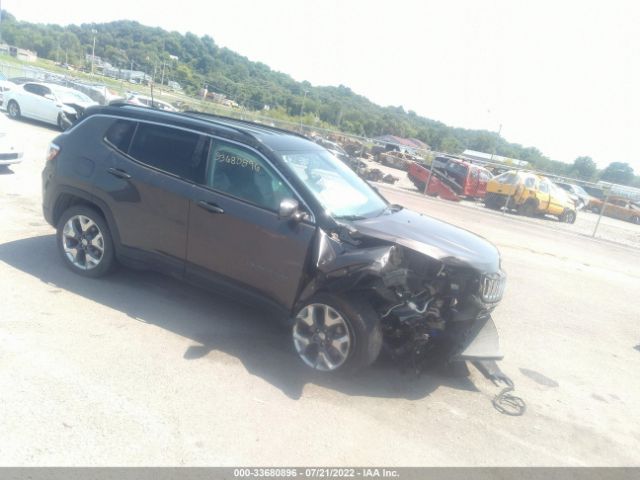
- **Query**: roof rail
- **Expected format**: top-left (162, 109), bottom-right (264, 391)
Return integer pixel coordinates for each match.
top-left (100, 103), bottom-right (253, 139)
top-left (182, 110), bottom-right (309, 139)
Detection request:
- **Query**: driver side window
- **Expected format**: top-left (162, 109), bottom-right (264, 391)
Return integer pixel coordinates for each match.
top-left (206, 141), bottom-right (294, 211)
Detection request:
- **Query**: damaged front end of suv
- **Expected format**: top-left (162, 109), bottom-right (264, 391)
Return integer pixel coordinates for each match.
top-left (292, 205), bottom-right (508, 379)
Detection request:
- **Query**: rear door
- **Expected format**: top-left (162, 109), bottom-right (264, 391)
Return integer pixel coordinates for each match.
top-left (537, 179), bottom-right (552, 211)
top-left (97, 119), bottom-right (208, 275)
top-left (185, 138), bottom-right (316, 311)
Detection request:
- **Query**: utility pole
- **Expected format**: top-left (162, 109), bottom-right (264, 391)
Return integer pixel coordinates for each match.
top-left (299, 90), bottom-right (308, 132)
top-left (489, 123), bottom-right (503, 163)
top-left (160, 60), bottom-right (166, 95)
top-left (91, 29), bottom-right (97, 76)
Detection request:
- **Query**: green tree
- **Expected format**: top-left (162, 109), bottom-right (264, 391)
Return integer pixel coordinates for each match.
top-left (600, 162), bottom-right (635, 185)
top-left (569, 156), bottom-right (597, 180)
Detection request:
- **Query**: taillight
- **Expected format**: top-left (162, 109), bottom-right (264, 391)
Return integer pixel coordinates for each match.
top-left (46, 143), bottom-right (61, 162)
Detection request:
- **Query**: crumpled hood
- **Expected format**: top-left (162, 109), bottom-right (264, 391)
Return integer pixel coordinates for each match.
top-left (352, 208), bottom-right (501, 273)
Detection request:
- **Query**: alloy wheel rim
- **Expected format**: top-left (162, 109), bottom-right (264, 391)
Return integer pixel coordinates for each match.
top-left (9, 103), bottom-right (17, 116)
top-left (61, 215), bottom-right (104, 270)
top-left (293, 303), bottom-right (351, 371)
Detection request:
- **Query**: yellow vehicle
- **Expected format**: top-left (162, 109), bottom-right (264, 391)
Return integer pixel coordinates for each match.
top-left (484, 171), bottom-right (577, 223)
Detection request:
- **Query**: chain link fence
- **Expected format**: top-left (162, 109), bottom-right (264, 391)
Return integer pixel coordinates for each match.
top-left (2, 61), bottom-right (638, 248)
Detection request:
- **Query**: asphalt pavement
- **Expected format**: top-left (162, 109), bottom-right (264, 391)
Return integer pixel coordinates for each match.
top-left (0, 116), bottom-right (639, 466)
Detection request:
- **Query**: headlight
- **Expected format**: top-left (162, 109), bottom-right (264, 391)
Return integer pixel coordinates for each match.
top-left (481, 271), bottom-right (507, 304)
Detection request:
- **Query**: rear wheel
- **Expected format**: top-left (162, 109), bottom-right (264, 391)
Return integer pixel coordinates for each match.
top-left (292, 293), bottom-right (382, 373)
top-left (484, 194), bottom-right (500, 210)
top-left (56, 205), bottom-right (115, 277)
top-left (631, 216), bottom-right (640, 225)
top-left (7, 100), bottom-right (20, 119)
top-left (517, 200), bottom-right (536, 217)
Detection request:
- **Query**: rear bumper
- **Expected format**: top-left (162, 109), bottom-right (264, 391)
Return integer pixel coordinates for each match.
top-left (0, 151), bottom-right (23, 165)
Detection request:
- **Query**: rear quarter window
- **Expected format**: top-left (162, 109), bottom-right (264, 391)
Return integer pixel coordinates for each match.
top-left (104, 119), bottom-right (137, 153)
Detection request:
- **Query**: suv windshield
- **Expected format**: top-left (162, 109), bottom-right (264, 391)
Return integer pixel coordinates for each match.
top-left (279, 150), bottom-right (386, 219)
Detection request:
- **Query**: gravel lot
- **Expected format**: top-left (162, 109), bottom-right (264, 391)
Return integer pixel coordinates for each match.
top-left (0, 116), bottom-right (639, 466)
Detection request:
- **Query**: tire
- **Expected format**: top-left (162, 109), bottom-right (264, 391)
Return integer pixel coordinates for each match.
top-left (631, 216), bottom-right (640, 225)
top-left (56, 205), bottom-right (116, 278)
top-left (57, 114), bottom-right (68, 131)
top-left (560, 209), bottom-right (577, 224)
top-left (517, 200), bottom-right (536, 217)
top-left (484, 194), bottom-right (501, 210)
top-left (292, 293), bottom-right (382, 373)
top-left (7, 100), bottom-right (20, 119)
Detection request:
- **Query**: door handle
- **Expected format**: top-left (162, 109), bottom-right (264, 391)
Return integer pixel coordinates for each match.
top-left (107, 167), bottom-right (132, 180)
top-left (197, 200), bottom-right (224, 214)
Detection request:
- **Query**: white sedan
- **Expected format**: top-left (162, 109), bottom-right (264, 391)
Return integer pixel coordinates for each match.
top-left (0, 114), bottom-right (23, 170)
top-left (4, 82), bottom-right (98, 130)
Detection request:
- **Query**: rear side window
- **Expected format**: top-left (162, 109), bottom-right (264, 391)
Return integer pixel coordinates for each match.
top-left (495, 172), bottom-right (517, 184)
top-left (539, 181), bottom-right (550, 193)
top-left (128, 123), bottom-right (206, 182)
top-left (105, 119), bottom-right (136, 153)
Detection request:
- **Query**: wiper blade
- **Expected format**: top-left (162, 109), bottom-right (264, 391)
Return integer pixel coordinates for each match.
top-left (376, 204), bottom-right (403, 216)
top-left (335, 214), bottom-right (367, 221)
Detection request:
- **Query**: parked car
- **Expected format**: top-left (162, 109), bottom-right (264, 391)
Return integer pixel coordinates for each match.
top-left (554, 182), bottom-right (595, 210)
top-left (4, 82), bottom-right (98, 130)
top-left (42, 105), bottom-right (508, 376)
top-left (0, 114), bottom-right (23, 170)
top-left (0, 79), bottom-right (16, 109)
top-left (123, 93), bottom-right (179, 112)
top-left (435, 157), bottom-right (493, 199)
top-left (593, 197), bottom-right (640, 224)
top-left (485, 171), bottom-right (577, 223)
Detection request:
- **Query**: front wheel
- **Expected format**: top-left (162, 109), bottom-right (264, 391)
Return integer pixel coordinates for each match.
top-left (560, 209), bottom-right (577, 224)
top-left (56, 205), bottom-right (116, 277)
top-left (7, 100), bottom-right (20, 119)
top-left (292, 293), bottom-right (382, 373)
top-left (57, 114), bottom-right (68, 131)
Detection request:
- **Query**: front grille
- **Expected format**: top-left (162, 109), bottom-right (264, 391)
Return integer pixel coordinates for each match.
top-left (0, 153), bottom-right (20, 160)
top-left (481, 271), bottom-right (507, 303)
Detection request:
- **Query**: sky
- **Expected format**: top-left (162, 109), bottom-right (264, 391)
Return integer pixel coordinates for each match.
top-left (4, 0), bottom-right (639, 170)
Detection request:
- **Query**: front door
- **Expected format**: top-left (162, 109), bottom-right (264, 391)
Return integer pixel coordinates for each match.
top-left (186, 139), bottom-right (316, 311)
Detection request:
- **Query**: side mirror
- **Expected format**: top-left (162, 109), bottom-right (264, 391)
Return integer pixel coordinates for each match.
top-left (279, 198), bottom-right (308, 222)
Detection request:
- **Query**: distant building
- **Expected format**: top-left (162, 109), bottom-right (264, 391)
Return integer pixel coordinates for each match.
top-left (462, 149), bottom-right (529, 167)
top-left (374, 135), bottom-right (430, 154)
top-left (2, 45), bottom-right (38, 62)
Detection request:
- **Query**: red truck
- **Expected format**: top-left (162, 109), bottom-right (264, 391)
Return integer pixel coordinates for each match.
top-left (408, 157), bottom-right (493, 201)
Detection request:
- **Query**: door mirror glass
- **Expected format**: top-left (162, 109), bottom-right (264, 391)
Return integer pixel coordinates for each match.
top-left (278, 198), bottom-right (309, 222)
top-left (279, 198), bottom-right (299, 219)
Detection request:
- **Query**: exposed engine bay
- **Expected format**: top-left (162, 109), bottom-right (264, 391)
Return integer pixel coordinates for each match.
top-left (58, 103), bottom-right (87, 130)
top-left (300, 222), bottom-right (523, 415)
top-left (305, 225), bottom-right (506, 373)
